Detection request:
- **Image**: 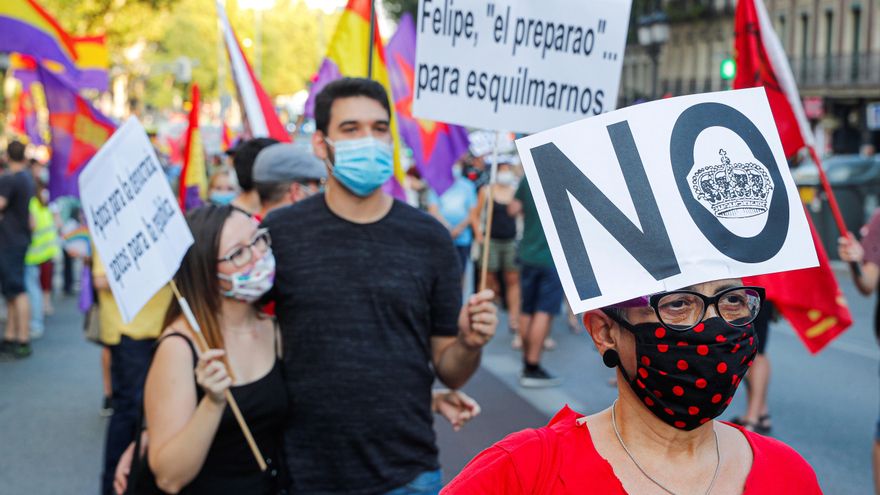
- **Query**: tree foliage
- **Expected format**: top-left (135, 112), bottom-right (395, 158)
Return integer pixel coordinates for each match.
top-left (36, 0), bottom-right (335, 110)
top-left (39, 0), bottom-right (177, 56)
top-left (381, 0), bottom-right (418, 21)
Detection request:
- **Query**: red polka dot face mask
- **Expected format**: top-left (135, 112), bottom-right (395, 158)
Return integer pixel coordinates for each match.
top-left (616, 317), bottom-right (757, 431)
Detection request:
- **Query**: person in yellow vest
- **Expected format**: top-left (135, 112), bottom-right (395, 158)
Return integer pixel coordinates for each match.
top-left (24, 181), bottom-right (59, 339)
top-left (92, 247), bottom-right (172, 495)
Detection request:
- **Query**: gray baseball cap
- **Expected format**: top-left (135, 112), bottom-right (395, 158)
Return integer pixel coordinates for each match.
top-left (253, 143), bottom-right (326, 183)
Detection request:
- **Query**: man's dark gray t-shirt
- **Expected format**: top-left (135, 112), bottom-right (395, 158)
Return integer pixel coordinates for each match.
top-left (0, 170), bottom-right (34, 248)
top-left (263, 195), bottom-right (462, 494)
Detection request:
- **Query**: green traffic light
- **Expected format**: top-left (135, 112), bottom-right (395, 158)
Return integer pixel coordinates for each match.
top-left (720, 58), bottom-right (737, 80)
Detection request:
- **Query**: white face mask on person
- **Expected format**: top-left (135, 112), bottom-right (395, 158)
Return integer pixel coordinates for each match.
top-left (217, 250), bottom-right (276, 302)
top-left (496, 170), bottom-right (517, 187)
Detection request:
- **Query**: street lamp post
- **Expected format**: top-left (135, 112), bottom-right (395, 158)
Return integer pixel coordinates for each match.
top-left (637, 11), bottom-right (669, 100)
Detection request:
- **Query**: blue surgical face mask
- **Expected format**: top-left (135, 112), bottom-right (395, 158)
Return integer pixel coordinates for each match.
top-left (325, 136), bottom-right (393, 197)
top-left (210, 191), bottom-right (237, 205)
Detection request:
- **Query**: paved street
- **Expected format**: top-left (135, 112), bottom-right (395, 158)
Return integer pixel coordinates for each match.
top-left (1, 264), bottom-right (877, 494)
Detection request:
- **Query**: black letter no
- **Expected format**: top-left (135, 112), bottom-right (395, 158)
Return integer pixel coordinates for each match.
top-left (529, 122), bottom-right (681, 301)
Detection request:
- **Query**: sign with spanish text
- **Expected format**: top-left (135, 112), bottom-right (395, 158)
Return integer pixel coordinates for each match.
top-left (412, 0), bottom-right (632, 133)
top-left (79, 118), bottom-right (193, 323)
top-left (516, 88), bottom-right (818, 313)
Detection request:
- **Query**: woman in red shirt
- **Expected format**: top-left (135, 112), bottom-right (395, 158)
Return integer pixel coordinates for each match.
top-left (443, 278), bottom-right (822, 494)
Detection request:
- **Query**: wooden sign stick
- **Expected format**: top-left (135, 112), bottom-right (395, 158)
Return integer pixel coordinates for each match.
top-left (169, 281), bottom-right (268, 472)
top-left (479, 132), bottom-right (501, 292)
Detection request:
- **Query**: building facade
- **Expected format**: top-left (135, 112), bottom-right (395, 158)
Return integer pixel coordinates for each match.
top-left (619, 0), bottom-right (880, 153)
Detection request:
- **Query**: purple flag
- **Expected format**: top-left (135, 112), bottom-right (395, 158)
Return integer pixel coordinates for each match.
top-left (79, 265), bottom-right (93, 313)
top-left (386, 13), bottom-right (469, 195)
top-left (76, 69), bottom-right (109, 92)
top-left (13, 58), bottom-right (107, 93)
top-left (15, 65), bottom-right (108, 93)
top-left (39, 65), bottom-right (117, 200)
top-left (304, 58), bottom-right (343, 119)
top-left (22, 90), bottom-right (43, 146)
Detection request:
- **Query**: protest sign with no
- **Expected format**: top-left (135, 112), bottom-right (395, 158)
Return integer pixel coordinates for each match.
top-left (412, 0), bottom-right (632, 133)
top-left (516, 88), bottom-right (818, 313)
top-left (80, 118), bottom-right (193, 323)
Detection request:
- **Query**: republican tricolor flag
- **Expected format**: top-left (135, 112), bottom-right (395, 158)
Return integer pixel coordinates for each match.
top-left (215, 0), bottom-right (289, 143)
top-left (0, 0), bottom-right (78, 76)
top-left (38, 64), bottom-right (116, 200)
top-left (305, 0), bottom-right (407, 198)
top-left (179, 84), bottom-right (207, 211)
top-left (10, 86), bottom-right (43, 146)
top-left (221, 120), bottom-right (235, 152)
top-left (734, 0), bottom-right (852, 353)
top-left (70, 34), bottom-right (110, 92)
top-left (12, 35), bottom-right (109, 92)
top-left (387, 13), bottom-right (469, 195)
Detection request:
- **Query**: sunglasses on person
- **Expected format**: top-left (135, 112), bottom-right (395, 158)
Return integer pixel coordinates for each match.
top-left (217, 228), bottom-right (272, 268)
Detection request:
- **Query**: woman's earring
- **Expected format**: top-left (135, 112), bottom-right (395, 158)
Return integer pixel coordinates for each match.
top-left (602, 349), bottom-right (620, 368)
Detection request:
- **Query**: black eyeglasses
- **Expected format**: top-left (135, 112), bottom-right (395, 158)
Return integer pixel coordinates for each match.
top-left (217, 228), bottom-right (271, 268)
top-left (645, 286), bottom-right (765, 331)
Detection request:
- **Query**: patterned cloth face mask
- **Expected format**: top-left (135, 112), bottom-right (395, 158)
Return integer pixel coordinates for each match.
top-left (612, 316), bottom-right (758, 430)
top-left (218, 251), bottom-right (276, 303)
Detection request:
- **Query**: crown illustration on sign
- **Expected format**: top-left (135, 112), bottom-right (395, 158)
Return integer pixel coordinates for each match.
top-left (690, 149), bottom-right (773, 219)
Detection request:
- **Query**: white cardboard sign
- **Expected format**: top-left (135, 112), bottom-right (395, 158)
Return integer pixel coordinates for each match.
top-left (515, 88), bottom-right (818, 313)
top-left (412, 0), bottom-right (632, 133)
top-left (79, 118), bottom-right (193, 323)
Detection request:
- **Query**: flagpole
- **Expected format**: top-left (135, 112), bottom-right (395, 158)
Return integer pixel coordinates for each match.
top-left (169, 281), bottom-right (268, 472)
top-left (367, 0), bottom-right (376, 79)
top-left (807, 145), bottom-right (861, 276)
top-left (479, 132), bottom-right (500, 292)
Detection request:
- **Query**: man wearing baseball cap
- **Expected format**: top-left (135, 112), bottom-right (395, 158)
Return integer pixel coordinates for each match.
top-left (253, 143), bottom-right (327, 218)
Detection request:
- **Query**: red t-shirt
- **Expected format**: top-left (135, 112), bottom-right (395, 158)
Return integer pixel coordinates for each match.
top-left (442, 406), bottom-right (822, 494)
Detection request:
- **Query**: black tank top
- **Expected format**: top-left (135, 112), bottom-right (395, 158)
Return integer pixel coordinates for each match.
top-left (491, 199), bottom-right (517, 240)
top-left (159, 332), bottom-right (289, 494)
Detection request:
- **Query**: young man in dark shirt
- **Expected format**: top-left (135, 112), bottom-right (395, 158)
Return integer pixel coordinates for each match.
top-left (262, 78), bottom-right (498, 494)
top-left (0, 141), bottom-right (35, 359)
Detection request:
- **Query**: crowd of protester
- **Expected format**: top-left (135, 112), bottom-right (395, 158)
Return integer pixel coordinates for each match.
top-left (3, 76), bottom-right (869, 494)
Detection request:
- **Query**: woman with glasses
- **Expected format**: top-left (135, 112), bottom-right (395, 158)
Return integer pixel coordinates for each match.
top-left (142, 205), bottom-right (287, 494)
top-left (116, 205), bottom-right (483, 494)
top-left (442, 278), bottom-right (822, 494)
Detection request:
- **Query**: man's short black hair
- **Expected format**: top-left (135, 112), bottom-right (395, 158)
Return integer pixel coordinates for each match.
top-left (233, 137), bottom-right (279, 192)
top-left (256, 180), bottom-right (293, 205)
top-left (314, 78), bottom-right (391, 135)
top-left (6, 141), bottom-right (25, 163)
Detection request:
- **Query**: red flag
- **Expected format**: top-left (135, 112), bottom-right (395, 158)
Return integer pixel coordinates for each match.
top-left (734, 0), bottom-right (813, 158)
top-left (215, 0), bottom-right (289, 142)
top-left (221, 120), bottom-right (234, 152)
top-left (734, 0), bottom-right (852, 353)
top-left (179, 84), bottom-right (206, 211)
top-left (743, 212), bottom-right (853, 354)
top-left (10, 89), bottom-right (27, 136)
